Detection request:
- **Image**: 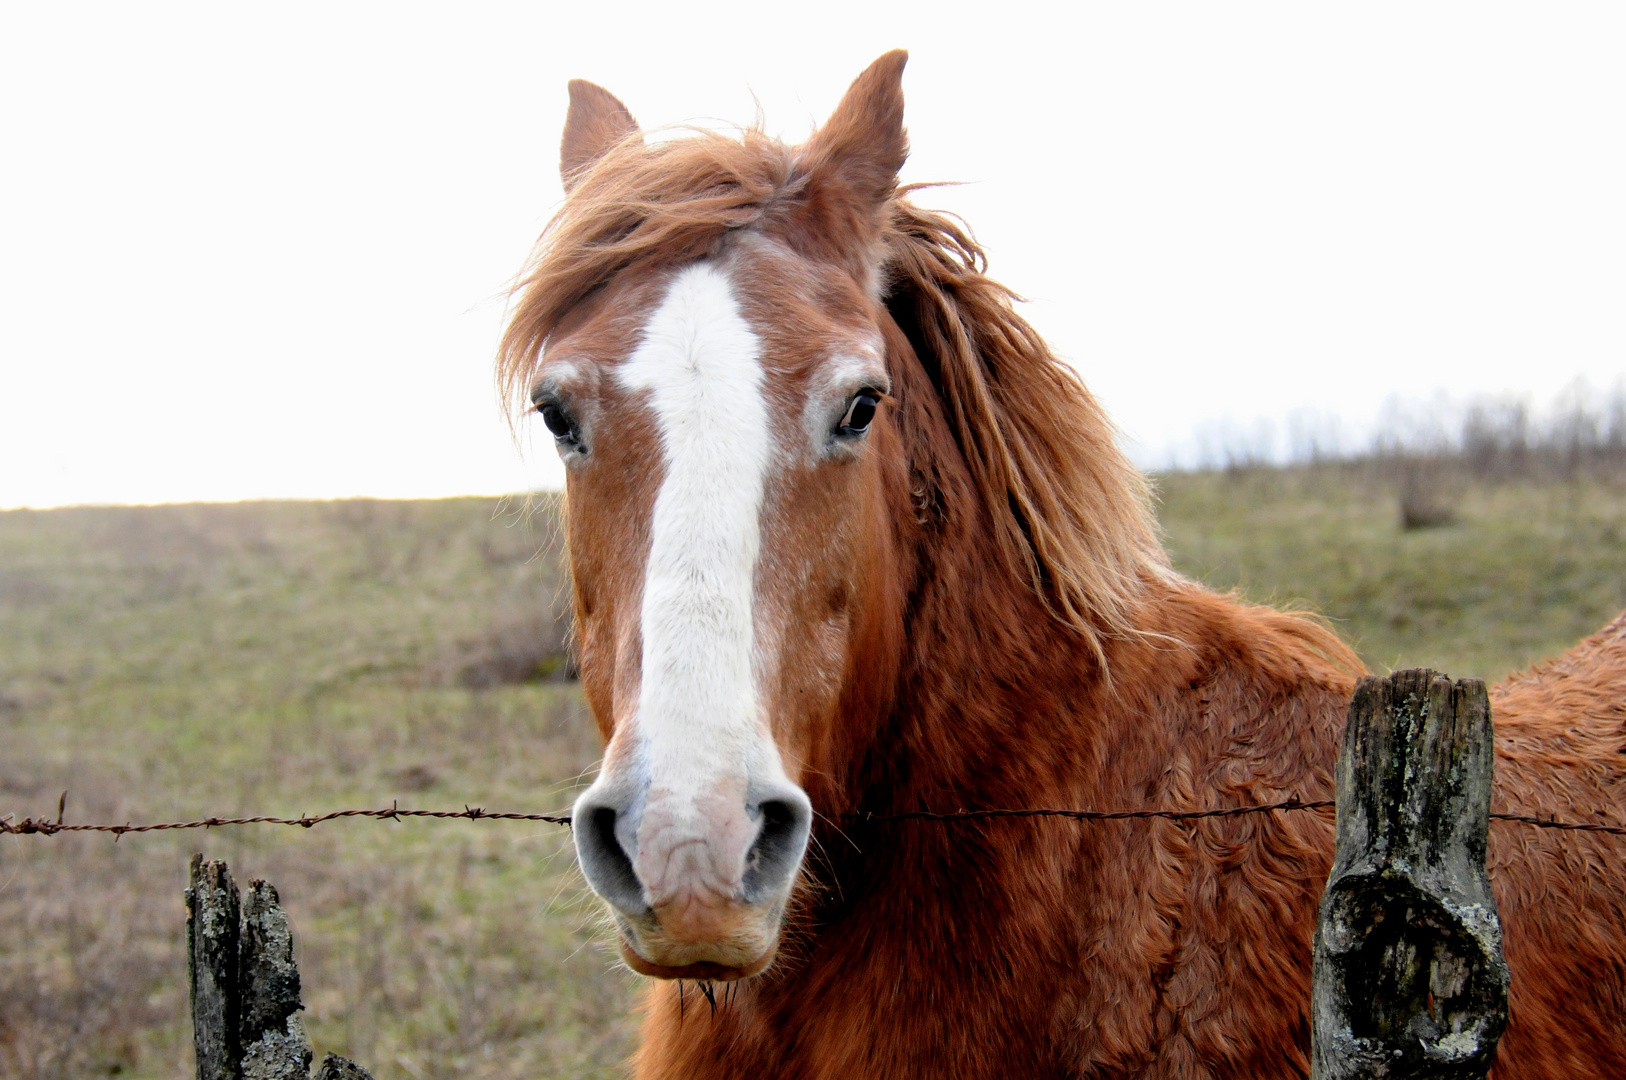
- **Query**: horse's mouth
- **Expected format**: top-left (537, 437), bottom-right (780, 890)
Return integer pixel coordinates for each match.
top-left (618, 939), bottom-right (777, 982)
top-left (608, 890), bottom-right (788, 981)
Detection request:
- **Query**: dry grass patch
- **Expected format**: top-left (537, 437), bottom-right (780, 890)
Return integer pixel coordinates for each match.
top-left (0, 498), bottom-right (634, 1080)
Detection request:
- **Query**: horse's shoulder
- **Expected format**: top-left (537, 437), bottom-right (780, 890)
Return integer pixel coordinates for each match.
top-left (1123, 584), bottom-right (1360, 745)
top-left (1055, 587), bottom-right (1351, 1078)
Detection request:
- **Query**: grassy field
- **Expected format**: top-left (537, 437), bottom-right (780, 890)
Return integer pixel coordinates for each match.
top-left (0, 498), bottom-right (637, 1080)
top-left (2, 467), bottom-right (1624, 1079)
top-left (1157, 464), bottom-right (1626, 679)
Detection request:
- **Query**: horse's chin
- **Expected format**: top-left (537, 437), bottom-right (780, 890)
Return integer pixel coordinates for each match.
top-left (610, 894), bottom-right (788, 981)
top-left (618, 939), bottom-right (778, 982)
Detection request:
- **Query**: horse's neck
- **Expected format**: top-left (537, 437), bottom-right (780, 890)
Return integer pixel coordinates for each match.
top-left (846, 488), bottom-right (1110, 814)
top-left (825, 312), bottom-right (1167, 813)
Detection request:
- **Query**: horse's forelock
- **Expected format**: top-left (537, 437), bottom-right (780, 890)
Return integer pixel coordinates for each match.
top-left (497, 129), bottom-right (799, 421)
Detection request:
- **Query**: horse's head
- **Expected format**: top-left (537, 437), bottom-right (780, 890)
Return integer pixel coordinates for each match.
top-left (511, 53), bottom-right (915, 980)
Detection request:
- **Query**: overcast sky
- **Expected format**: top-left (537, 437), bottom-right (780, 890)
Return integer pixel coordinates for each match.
top-left (3, 4), bottom-right (1622, 508)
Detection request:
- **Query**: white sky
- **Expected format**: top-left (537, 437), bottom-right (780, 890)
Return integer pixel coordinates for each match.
top-left (2, 3), bottom-right (1622, 508)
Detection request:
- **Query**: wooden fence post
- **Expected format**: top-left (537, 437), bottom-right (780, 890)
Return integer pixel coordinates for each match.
top-left (187, 855), bottom-right (243, 1080)
top-left (186, 855), bottom-right (376, 1080)
top-left (239, 878), bottom-right (314, 1079)
top-left (1310, 670), bottom-right (1510, 1079)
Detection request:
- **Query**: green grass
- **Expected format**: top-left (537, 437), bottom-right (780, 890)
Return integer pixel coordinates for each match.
top-left (2, 468), bottom-right (1623, 1078)
top-left (1155, 465), bottom-right (1626, 680)
top-left (0, 498), bottom-right (637, 1080)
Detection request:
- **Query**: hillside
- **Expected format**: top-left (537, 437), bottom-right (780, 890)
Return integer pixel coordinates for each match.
top-left (2, 470), bottom-right (1622, 1078)
top-left (1158, 466), bottom-right (1626, 680)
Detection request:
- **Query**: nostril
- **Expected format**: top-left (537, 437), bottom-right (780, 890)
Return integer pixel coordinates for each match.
top-left (741, 793), bottom-right (813, 904)
top-left (576, 805), bottom-right (648, 916)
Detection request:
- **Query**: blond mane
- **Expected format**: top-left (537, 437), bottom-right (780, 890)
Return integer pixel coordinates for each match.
top-left (497, 129), bottom-right (1169, 664)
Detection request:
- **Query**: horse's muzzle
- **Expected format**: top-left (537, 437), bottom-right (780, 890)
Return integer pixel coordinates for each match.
top-left (572, 776), bottom-right (812, 979)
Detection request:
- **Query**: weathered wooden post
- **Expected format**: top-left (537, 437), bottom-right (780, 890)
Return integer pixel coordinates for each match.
top-left (238, 877), bottom-right (315, 1079)
top-left (1311, 670), bottom-right (1509, 1079)
top-left (188, 856), bottom-right (244, 1080)
top-left (186, 855), bottom-right (376, 1080)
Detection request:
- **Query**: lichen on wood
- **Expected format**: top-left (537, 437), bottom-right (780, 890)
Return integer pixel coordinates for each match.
top-left (188, 855), bottom-right (244, 1080)
top-left (240, 880), bottom-right (313, 1079)
top-left (1310, 670), bottom-right (1510, 1079)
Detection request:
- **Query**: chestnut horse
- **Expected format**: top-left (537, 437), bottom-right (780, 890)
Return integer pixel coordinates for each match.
top-left (498, 51), bottom-right (1626, 1079)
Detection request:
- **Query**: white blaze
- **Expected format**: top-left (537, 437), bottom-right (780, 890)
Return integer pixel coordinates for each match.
top-left (614, 262), bottom-right (780, 851)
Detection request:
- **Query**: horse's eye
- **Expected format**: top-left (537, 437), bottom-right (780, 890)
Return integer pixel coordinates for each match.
top-left (538, 402), bottom-right (576, 443)
top-left (837, 392), bottom-right (880, 437)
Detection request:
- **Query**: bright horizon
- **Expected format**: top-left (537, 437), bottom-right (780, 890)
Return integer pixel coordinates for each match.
top-left (3, 4), bottom-right (1623, 509)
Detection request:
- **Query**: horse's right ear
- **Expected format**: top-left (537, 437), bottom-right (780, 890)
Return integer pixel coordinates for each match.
top-left (798, 50), bottom-right (909, 215)
top-left (560, 80), bottom-right (641, 192)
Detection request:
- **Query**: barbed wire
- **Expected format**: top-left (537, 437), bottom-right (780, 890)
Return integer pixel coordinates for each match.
top-left (850, 800), bottom-right (1334, 823)
top-left (1485, 812), bottom-right (1626, 835)
top-left (3, 797), bottom-right (1624, 839)
top-left (0, 801), bottom-right (569, 839)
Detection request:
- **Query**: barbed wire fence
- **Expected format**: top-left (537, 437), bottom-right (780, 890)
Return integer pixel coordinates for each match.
top-left (6, 671), bottom-right (1624, 1079)
top-left (4, 796), bottom-right (1625, 838)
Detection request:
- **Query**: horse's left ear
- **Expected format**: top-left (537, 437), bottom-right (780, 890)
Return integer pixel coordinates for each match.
top-left (799, 50), bottom-right (909, 216)
top-left (560, 79), bottom-right (642, 192)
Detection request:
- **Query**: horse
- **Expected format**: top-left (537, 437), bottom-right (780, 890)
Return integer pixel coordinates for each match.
top-left (497, 51), bottom-right (1626, 1079)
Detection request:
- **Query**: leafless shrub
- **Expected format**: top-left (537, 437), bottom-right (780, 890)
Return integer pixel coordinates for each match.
top-left (425, 608), bottom-right (576, 689)
top-left (1397, 459), bottom-right (1458, 530)
top-left (1178, 382), bottom-right (1626, 499)
top-left (1444, 383), bottom-right (1626, 482)
top-left (1462, 400), bottom-right (1524, 479)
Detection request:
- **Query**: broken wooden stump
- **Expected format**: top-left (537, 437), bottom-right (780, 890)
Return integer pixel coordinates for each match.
top-left (186, 855), bottom-right (375, 1080)
top-left (1311, 670), bottom-right (1510, 1079)
top-left (188, 856), bottom-right (244, 1080)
